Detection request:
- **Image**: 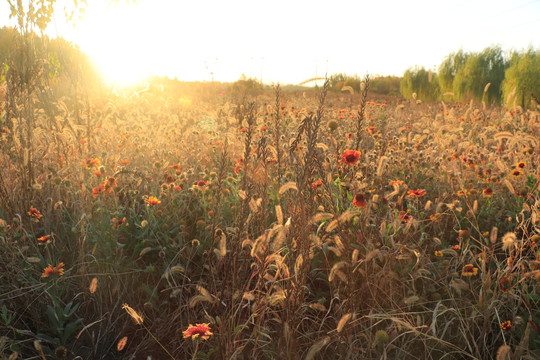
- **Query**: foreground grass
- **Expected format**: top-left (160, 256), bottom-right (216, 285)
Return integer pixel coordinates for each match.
top-left (1, 79), bottom-right (540, 359)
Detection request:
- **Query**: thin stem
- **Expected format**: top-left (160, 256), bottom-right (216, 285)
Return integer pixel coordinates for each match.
top-left (142, 324), bottom-right (175, 360)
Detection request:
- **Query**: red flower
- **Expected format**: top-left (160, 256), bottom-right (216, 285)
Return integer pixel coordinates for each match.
top-left (398, 212), bottom-right (411, 223)
top-left (260, 126), bottom-right (268, 131)
top-left (408, 189), bottom-right (426, 197)
top-left (37, 235), bottom-right (50, 244)
top-left (42, 263), bottom-right (65, 278)
top-left (197, 180), bottom-right (207, 187)
top-left (500, 321), bottom-right (511, 331)
top-left (462, 264), bottom-right (478, 276)
top-left (482, 187), bottom-right (494, 197)
top-left (182, 323), bottom-right (213, 340)
top-left (234, 165), bottom-right (243, 175)
top-left (312, 179), bottom-right (323, 189)
top-left (92, 185), bottom-right (104, 198)
top-left (145, 196), bottom-right (161, 206)
top-left (28, 206), bottom-right (43, 219)
top-left (352, 194), bottom-right (367, 208)
top-left (341, 150), bottom-right (360, 166)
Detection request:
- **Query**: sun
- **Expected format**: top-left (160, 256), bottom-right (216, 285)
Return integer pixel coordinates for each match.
top-left (68, 1), bottom-right (157, 86)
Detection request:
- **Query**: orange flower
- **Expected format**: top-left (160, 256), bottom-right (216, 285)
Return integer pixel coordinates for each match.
top-left (398, 212), bottom-right (412, 223)
top-left (92, 185), bottom-right (104, 198)
top-left (234, 165), bottom-right (243, 175)
top-left (516, 161), bottom-right (526, 169)
top-left (145, 196), bottom-right (161, 206)
top-left (461, 264), bottom-right (478, 276)
top-left (408, 189), bottom-right (426, 197)
top-left (28, 206), bottom-right (43, 219)
top-left (352, 194), bottom-right (367, 208)
top-left (37, 235), bottom-right (51, 244)
top-left (510, 169), bottom-right (523, 178)
top-left (182, 323), bottom-right (213, 340)
top-left (482, 187), bottom-right (494, 197)
top-left (500, 321), bottom-right (511, 331)
top-left (312, 179), bottom-right (323, 189)
top-left (434, 250), bottom-right (443, 257)
top-left (111, 217), bottom-right (128, 229)
top-left (260, 126), bottom-right (268, 131)
top-left (451, 244), bottom-right (461, 250)
top-left (197, 180), bottom-right (207, 188)
top-left (341, 150), bottom-right (360, 166)
top-left (84, 158), bottom-right (101, 169)
top-left (42, 263), bottom-right (65, 278)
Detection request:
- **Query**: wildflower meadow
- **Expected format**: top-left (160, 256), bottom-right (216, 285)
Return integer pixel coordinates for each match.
top-left (1, 4), bottom-right (540, 360)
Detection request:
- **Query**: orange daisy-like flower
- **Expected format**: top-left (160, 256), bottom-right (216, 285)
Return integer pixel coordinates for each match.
top-left (451, 244), bottom-right (461, 251)
top-left (510, 169), bottom-right (523, 178)
top-left (312, 179), bottom-right (323, 189)
top-left (37, 235), bottom-right (51, 244)
top-left (111, 217), bottom-right (128, 230)
top-left (500, 321), bottom-right (511, 331)
top-left (42, 263), bottom-right (65, 278)
top-left (408, 189), bottom-right (426, 197)
top-left (28, 206), bottom-right (43, 219)
top-left (197, 180), bottom-right (207, 188)
top-left (398, 212), bottom-right (412, 223)
top-left (84, 158), bottom-right (101, 169)
top-left (145, 196), bottom-right (161, 206)
top-left (482, 187), bottom-right (494, 197)
top-left (461, 264), bottom-right (478, 276)
top-left (516, 161), bottom-right (526, 169)
top-left (341, 150), bottom-right (360, 166)
top-left (352, 194), bottom-right (367, 208)
top-left (182, 323), bottom-right (213, 340)
top-left (434, 250), bottom-right (443, 257)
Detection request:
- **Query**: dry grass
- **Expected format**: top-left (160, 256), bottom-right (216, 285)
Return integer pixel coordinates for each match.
top-left (1, 58), bottom-right (540, 359)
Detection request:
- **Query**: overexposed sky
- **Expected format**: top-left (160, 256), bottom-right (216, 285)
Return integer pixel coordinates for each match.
top-left (1, 0), bottom-right (539, 85)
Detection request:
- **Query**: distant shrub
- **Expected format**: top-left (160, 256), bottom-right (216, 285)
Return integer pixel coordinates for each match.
top-left (400, 66), bottom-right (440, 101)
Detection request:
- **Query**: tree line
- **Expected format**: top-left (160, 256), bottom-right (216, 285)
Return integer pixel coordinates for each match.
top-left (400, 46), bottom-right (540, 108)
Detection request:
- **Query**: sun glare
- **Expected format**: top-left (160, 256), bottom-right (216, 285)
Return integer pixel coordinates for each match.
top-left (72, 2), bottom-right (157, 86)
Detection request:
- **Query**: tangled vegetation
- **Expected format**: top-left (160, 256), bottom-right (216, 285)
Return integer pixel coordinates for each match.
top-left (1, 3), bottom-right (540, 359)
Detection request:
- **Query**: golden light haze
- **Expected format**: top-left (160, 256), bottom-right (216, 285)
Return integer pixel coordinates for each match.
top-left (1, 0), bottom-right (539, 85)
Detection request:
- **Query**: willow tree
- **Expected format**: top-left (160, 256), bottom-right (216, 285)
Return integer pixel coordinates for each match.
top-left (452, 46), bottom-right (507, 103)
top-left (438, 50), bottom-right (469, 94)
top-left (502, 48), bottom-right (540, 109)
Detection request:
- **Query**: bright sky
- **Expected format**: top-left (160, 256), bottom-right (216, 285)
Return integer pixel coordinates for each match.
top-left (1, 0), bottom-right (539, 85)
